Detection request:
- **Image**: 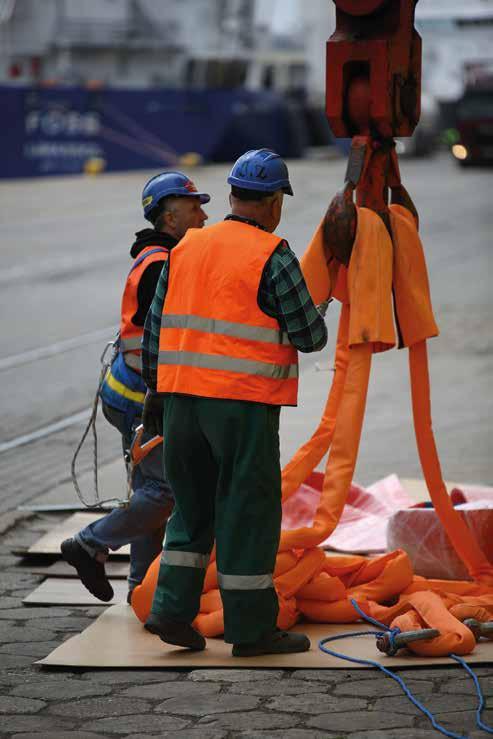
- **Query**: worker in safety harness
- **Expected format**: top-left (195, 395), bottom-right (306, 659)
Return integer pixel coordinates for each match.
top-left (61, 171), bottom-right (210, 603)
top-left (141, 149), bottom-right (328, 655)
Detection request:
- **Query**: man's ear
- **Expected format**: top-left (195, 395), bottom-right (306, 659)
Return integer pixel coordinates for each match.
top-left (228, 193), bottom-right (233, 207)
top-left (271, 193), bottom-right (282, 221)
top-left (162, 209), bottom-right (175, 230)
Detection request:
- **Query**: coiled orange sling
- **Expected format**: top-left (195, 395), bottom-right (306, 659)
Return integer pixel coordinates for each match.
top-left (131, 205), bottom-right (493, 656)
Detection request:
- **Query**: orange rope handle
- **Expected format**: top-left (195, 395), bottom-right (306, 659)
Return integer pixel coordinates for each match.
top-left (391, 591), bottom-right (476, 656)
top-left (409, 340), bottom-right (493, 584)
top-left (281, 303), bottom-right (350, 502)
top-left (279, 339), bottom-right (372, 551)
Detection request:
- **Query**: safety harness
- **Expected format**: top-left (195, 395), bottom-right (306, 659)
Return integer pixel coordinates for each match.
top-left (71, 245), bottom-right (167, 509)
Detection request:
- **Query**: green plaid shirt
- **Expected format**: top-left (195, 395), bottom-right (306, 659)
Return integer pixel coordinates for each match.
top-left (142, 217), bottom-right (328, 392)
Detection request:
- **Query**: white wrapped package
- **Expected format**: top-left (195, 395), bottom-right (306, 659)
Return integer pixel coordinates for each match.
top-left (386, 502), bottom-right (493, 580)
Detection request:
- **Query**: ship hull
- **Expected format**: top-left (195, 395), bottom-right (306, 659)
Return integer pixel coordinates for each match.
top-left (1, 85), bottom-right (306, 178)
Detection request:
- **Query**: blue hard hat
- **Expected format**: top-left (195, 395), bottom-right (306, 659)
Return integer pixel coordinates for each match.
top-left (227, 149), bottom-right (293, 196)
top-left (142, 171), bottom-right (210, 221)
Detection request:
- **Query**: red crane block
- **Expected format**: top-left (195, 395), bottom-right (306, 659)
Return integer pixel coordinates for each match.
top-left (327, 0), bottom-right (421, 139)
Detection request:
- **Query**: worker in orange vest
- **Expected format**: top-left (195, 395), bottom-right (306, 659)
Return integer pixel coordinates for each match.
top-left (141, 149), bottom-right (328, 656)
top-left (61, 172), bottom-right (210, 603)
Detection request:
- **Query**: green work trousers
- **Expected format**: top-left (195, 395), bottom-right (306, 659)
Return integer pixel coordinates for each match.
top-left (150, 394), bottom-right (282, 644)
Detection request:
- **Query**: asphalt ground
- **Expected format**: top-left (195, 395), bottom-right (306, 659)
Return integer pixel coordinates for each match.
top-left (0, 152), bottom-right (492, 737)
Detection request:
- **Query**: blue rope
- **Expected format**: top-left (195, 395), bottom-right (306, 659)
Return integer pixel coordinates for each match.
top-left (316, 598), bottom-right (491, 738)
top-left (449, 654), bottom-right (493, 734)
top-left (348, 600), bottom-right (390, 630)
top-left (318, 633), bottom-right (466, 739)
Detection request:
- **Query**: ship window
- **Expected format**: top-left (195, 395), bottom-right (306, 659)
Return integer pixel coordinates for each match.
top-left (184, 59), bottom-right (247, 90)
top-left (205, 60), bottom-right (247, 89)
top-left (262, 65), bottom-right (275, 90)
top-left (185, 59), bottom-right (198, 87)
top-left (221, 60), bottom-right (247, 88)
top-left (205, 61), bottom-right (222, 87)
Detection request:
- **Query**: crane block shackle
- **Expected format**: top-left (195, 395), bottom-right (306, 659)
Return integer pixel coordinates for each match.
top-left (327, 0), bottom-right (421, 139)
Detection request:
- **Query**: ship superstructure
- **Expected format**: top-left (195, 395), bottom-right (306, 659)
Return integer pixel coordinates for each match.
top-left (0, 0), bottom-right (315, 177)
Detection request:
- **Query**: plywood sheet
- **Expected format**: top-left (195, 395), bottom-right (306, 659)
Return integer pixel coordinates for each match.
top-left (25, 559), bottom-right (129, 579)
top-left (39, 604), bottom-right (493, 669)
top-left (18, 504), bottom-right (117, 513)
top-left (26, 513), bottom-right (130, 557)
top-left (23, 578), bottom-right (128, 606)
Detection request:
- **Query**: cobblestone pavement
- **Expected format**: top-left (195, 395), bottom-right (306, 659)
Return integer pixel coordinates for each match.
top-left (1, 515), bottom-right (491, 739)
top-left (1, 156), bottom-right (492, 737)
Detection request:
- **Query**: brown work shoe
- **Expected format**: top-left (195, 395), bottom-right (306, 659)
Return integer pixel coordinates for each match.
top-left (232, 629), bottom-right (311, 657)
top-left (144, 613), bottom-right (206, 651)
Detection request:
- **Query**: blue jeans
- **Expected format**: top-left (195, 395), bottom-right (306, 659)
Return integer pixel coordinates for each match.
top-left (76, 404), bottom-right (173, 590)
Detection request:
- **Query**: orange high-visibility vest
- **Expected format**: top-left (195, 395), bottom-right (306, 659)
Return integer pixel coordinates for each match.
top-left (157, 220), bottom-right (299, 406)
top-left (120, 245), bottom-right (169, 373)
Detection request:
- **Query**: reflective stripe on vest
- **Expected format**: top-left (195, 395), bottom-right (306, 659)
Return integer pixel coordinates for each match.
top-left (162, 550), bottom-right (210, 568)
top-left (120, 245), bottom-right (168, 373)
top-left (157, 221), bottom-right (299, 406)
top-left (217, 572), bottom-right (274, 590)
top-left (159, 350), bottom-right (298, 380)
top-left (161, 314), bottom-right (292, 346)
top-left (120, 337), bottom-right (143, 352)
top-left (129, 246), bottom-right (168, 274)
top-left (105, 369), bottom-right (146, 404)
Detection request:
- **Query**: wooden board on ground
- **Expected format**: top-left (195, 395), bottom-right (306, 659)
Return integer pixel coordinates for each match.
top-left (23, 578), bottom-right (128, 606)
top-left (25, 559), bottom-right (129, 579)
top-left (18, 504), bottom-right (117, 513)
top-left (39, 604), bottom-right (493, 669)
top-left (25, 513), bottom-right (130, 557)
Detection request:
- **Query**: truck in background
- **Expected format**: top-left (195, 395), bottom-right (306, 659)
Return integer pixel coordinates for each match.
top-left (451, 63), bottom-right (493, 166)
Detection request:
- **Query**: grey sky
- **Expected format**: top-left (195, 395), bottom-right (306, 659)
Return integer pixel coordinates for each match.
top-left (256, 0), bottom-right (493, 34)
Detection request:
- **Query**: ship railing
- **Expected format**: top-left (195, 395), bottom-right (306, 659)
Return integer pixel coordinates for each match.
top-left (54, 18), bottom-right (181, 49)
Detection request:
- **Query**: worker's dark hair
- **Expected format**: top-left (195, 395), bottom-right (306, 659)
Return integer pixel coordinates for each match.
top-left (231, 185), bottom-right (276, 202)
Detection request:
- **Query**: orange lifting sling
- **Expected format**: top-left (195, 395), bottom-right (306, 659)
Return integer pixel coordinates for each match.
top-left (131, 205), bottom-right (493, 657)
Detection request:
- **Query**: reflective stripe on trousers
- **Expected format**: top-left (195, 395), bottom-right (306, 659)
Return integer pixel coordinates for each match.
top-left (159, 350), bottom-right (298, 380)
top-left (218, 572), bottom-right (274, 590)
top-left (162, 550), bottom-right (210, 568)
top-left (161, 313), bottom-right (292, 346)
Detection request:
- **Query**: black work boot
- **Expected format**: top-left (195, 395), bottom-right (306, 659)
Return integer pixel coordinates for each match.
top-left (232, 629), bottom-right (311, 657)
top-left (60, 538), bottom-right (113, 602)
top-left (144, 613), bottom-right (206, 651)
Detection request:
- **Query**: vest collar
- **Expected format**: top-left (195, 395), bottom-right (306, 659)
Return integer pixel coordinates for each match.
top-left (225, 214), bottom-right (269, 232)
